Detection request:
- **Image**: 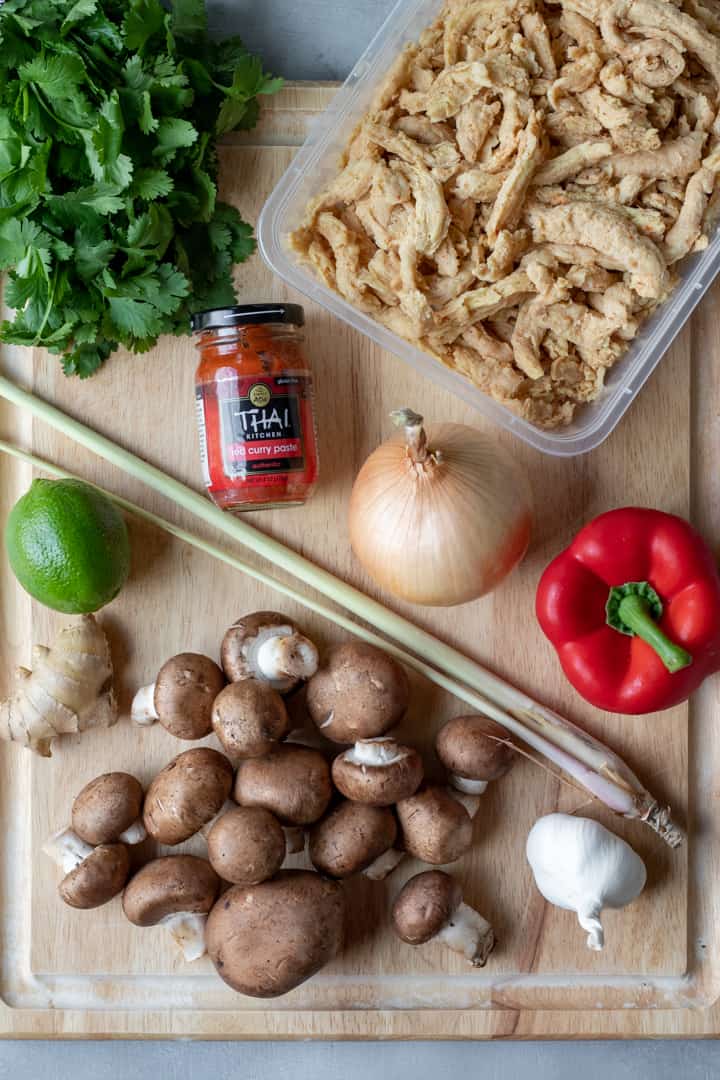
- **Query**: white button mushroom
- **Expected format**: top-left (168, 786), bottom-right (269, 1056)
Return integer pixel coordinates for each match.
top-left (221, 612), bottom-right (320, 694)
top-left (122, 855), bottom-right (221, 962)
top-left (43, 829), bottom-right (130, 909)
top-left (331, 738), bottom-right (424, 806)
top-left (143, 747), bottom-right (234, 845)
top-left (309, 800), bottom-right (400, 879)
top-left (131, 653), bottom-right (225, 739)
top-left (391, 870), bottom-right (495, 967)
top-left (206, 870), bottom-right (346, 997)
top-left (306, 643), bottom-right (410, 744)
top-left (396, 785), bottom-right (474, 865)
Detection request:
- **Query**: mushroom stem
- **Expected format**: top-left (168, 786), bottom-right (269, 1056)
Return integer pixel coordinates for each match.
top-left (199, 799), bottom-right (237, 841)
top-left (346, 739), bottom-right (408, 767)
top-left (447, 788), bottom-right (482, 819)
top-left (284, 826), bottom-right (306, 855)
top-left (286, 727), bottom-right (331, 751)
top-left (451, 775), bottom-right (489, 796)
top-left (436, 903), bottom-right (495, 967)
top-left (255, 633), bottom-right (319, 683)
top-left (118, 817), bottom-right (148, 845)
top-left (160, 912), bottom-right (209, 962)
top-left (131, 683), bottom-right (158, 726)
top-left (363, 848), bottom-right (405, 880)
top-left (42, 828), bottom-right (94, 873)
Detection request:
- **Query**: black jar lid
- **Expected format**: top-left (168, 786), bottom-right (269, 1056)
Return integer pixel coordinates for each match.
top-left (191, 303), bottom-right (305, 332)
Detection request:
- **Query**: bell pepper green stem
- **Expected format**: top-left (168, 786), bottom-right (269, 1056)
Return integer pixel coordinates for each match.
top-left (617, 593), bottom-right (693, 674)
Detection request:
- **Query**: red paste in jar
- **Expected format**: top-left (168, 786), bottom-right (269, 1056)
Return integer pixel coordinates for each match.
top-left (192, 304), bottom-right (319, 513)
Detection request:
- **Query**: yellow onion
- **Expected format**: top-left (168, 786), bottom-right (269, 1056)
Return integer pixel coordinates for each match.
top-left (348, 409), bottom-right (533, 607)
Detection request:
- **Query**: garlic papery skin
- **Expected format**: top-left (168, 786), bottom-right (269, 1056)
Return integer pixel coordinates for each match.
top-left (526, 814), bottom-right (647, 951)
top-left (348, 409), bottom-right (533, 607)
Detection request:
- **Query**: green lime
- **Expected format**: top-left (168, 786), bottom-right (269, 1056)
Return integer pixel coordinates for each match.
top-left (5, 478), bottom-right (131, 614)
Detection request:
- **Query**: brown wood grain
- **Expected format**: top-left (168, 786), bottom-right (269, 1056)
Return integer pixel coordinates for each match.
top-left (0, 83), bottom-right (717, 1038)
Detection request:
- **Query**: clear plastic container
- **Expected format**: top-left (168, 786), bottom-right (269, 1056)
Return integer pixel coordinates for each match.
top-left (258, 0), bottom-right (720, 457)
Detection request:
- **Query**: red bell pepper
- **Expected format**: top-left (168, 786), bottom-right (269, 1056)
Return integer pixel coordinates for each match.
top-left (536, 508), bottom-right (720, 714)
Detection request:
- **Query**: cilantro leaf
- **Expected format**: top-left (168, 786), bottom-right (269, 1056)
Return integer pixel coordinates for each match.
top-left (82, 91), bottom-right (133, 189)
top-left (138, 90), bottom-right (158, 135)
top-left (132, 167), bottom-right (173, 200)
top-left (214, 202), bottom-right (256, 261)
top-left (107, 294), bottom-right (161, 337)
top-left (61, 0), bottom-right (98, 33)
top-left (75, 227), bottom-right (114, 281)
top-left (122, 0), bottom-right (165, 52)
top-left (171, 0), bottom-right (207, 39)
top-left (0, 218), bottom-right (51, 271)
top-left (18, 53), bottom-right (87, 100)
top-left (154, 117), bottom-right (198, 156)
top-left (55, 183), bottom-right (128, 215)
top-left (61, 340), bottom-right (116, 378)
top-left (0, 0), bottom-right (282, 377)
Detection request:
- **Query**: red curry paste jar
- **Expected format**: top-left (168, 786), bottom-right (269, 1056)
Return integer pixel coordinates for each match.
top-left (191, 304), bottom-right (319, 513)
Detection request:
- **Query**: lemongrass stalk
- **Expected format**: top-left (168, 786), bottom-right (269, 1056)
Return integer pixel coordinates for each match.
top-left (0, 380), bottom-right (682, 842)
top-left (0, 378), bottom-right (574, 713)
top-left (0, 437), bottom-right (683, 847)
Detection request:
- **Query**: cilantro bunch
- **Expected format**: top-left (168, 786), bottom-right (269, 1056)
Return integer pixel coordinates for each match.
top-left (0, 0), bottom-right (282, 376)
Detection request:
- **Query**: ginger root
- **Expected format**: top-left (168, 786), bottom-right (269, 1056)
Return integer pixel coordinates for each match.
top-left (0, 615), bottom-right (117, 756)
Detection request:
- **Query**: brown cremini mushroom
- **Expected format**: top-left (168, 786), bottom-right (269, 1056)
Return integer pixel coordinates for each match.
top-left (131, 653), bottom-right (225, 740)
top-left (309, 800), bottom-right (401, 879)
top-left (331, 738), bottom-right (424, 806)
top-left (306, 643), bottom-right (409, 743)
top-left (391, 870), bottom-right (495, 966)
top-left (71, 772), bottom-right (146, 845)
top-left (143, 747), bottom-right (234, 845)
top-left (396, 785), bottom-right (473, 864)
top-left (212, 680), bottom-right (290, 760)
top-left (436, 716), bottom-right (515, 796)
top-left (206, 806), bottom-right (286, 885)
top-left (123, 855), bottom-right (220, 961)
top-left (206, 870), bottom-right (345, 997)
top-left (221, 612), bottom-right (319, 693)
top-left (43, 829), bottom-right (130, 909)
top-left (233, 744), bottom-right (333, 839)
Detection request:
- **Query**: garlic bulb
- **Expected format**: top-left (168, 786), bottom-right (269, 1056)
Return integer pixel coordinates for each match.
top-left (526, 814), bottom-right (647, 951)
top-left (348, 409), bottom-right (533, 607)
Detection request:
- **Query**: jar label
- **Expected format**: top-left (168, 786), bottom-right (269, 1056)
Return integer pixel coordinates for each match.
top-left (194, 392), bottom-right (212, 487)
top-left (216, 375), bottom-right (310, 479)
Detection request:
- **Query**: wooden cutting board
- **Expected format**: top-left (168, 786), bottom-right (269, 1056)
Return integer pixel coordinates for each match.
top-left (0, 84), bottom-right (719, 1039)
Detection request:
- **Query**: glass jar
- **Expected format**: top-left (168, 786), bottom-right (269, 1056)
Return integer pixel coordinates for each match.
top-left (192, 304), bottom-right (319, 513)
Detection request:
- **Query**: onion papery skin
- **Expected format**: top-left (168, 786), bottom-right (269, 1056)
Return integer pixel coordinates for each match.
top-left (348, 423), bottom-right (533, 607)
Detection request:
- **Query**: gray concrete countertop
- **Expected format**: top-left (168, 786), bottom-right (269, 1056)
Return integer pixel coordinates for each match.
top-left (4, 1), bottom-right (719, 1074)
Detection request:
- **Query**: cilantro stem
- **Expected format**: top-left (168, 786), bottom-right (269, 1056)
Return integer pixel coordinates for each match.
top-left (30, 86), bottom-right (91, 134)
top-left (32, 267), bottom-right (58, 347)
